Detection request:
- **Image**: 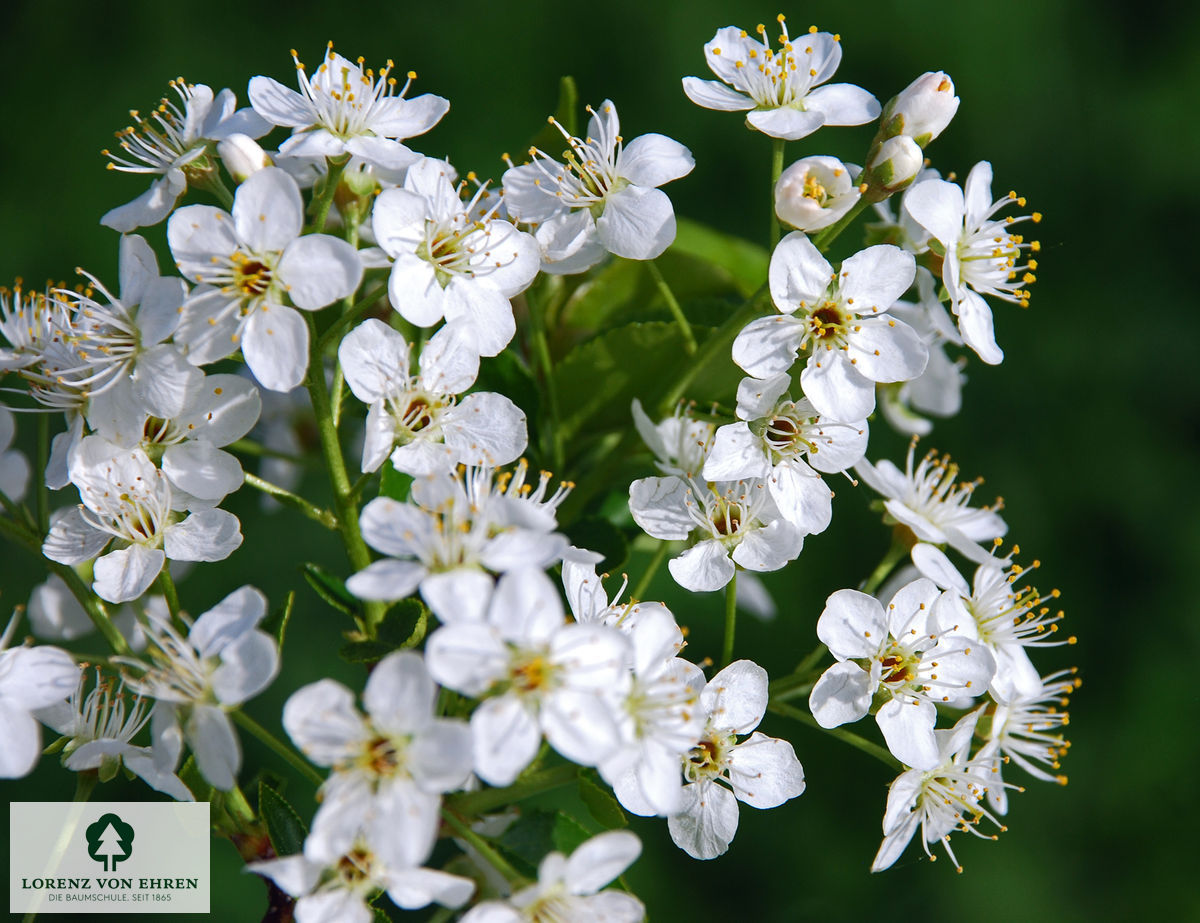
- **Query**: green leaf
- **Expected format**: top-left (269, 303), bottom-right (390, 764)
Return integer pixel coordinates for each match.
top-left (526, 75), bottom-right (579, 157)
top-left (258, 781), bottom-right (308, 857)
top-left (497, 810), bottom-right (557, 869)
top-left (377, 598), bottom-right (427, 648)
top-left (473, 348), bottom-right (541, 433)
top-left (578, 771), bottom-right (627, 829)
top-left (672, 217), bottom-right (769, 296)
top-left (563, 517), bottom-right (629, 574)
top-left (260, 591), bottom-right (295, 649)
top-left (338, 639), bottom-right (393, 663)
top-left (552, 812), bottom-right (592, 854)
top-left (559, 258), bottom-right (643, 331)
top-left (179, 755), bottom-right (213, 802)
top-left (378, 460), bottom-right (413, 502)
top-left (301, 562), bottom-right (362, 618)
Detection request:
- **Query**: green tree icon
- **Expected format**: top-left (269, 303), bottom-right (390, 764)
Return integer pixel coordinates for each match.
top-left (85, 813), bottom-right (135, 872)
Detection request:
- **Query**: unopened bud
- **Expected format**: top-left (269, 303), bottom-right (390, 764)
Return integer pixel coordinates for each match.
top-left (774, 155), bottom-right (861, 232)
top-left (880, 72), bottom-right (959, 148)
top-left (217, 134), bottom-right (270, 182)
top-left (862, 136), bottom-right (923, 200)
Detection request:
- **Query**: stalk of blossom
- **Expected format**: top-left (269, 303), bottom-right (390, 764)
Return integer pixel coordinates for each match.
top-left (34, 670), bottom-right (192, 799)
top-left (372, 157), bottom-right (539, 358)
top-left (877, 267), bottom-right (965, 436)
top-left (339, 318), bottom-right (526, 474)
top-left (629, 475), bottom-right (804, 592)
top-left (249, 45), bottom-right (448, 172)
top-left (250, 838), bottom-right (474, 922)
top-left (682, 17), bottom-right (879, 140)
top-left (854, 439), bottom-right (1006, 564)
top-left (503, 100), bottom-right (694, 268)
top-left (425, 568), bottom-right (630, 786)
top-left (102, 79), bottom-right (269, 232)
top-left (976, 669), bottom-right (1077, 814)
top-left (913, 542), bottom-right (1072, 702)
top-left (117, 585), bottom-right (278, 790)
top-left (809, 578), bottom-right (995, 769)
top-left (87, 372), bottom-right (261, 508)
top-left (54, 235), bottom-right (193, 418)
top-left (168, 166), bottom-right (362, 391)
top-left (0, 613), bottom-right (80, 778)
top-left (346, 462), bottom-right (571, 623)
top-left (669, 661), bottom-right (805, 861)
top-left (702, 372), bottom-right (868, 534)
top-left (775, 156), bottom-right (862, 232)
top-left (903, 161), bottom-right (1041, 364)
top-left (732, 232), bottom-right (925, 422)
top-left (42, 437), bottom-right (242, 603)
top-left (282, 651), bottom-right (472, 870)
top-left (871, 709), bottom-right (1007, 873)
top-left (460, 829), bottom-right (644, 923)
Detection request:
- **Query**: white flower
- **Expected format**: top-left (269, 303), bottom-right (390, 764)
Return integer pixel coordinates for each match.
top-left (0, 406), bottom-right (30, 501)
top-left (87, 372), bottom-right (261, 508)
top-left (977, 669), bottom-right (1076, 815)
top-left (249, 46), bottom-right (448, 172)
top-left (42, 437), bottom-right (243, 603)
top-left (283, 651), bottom-right (472, 869)
top-left (503, 100), bottom-right (694, 267)
top-left (339, 319), bottom-right (526, 475)
top-left (169, 166), bottom-right (363, 391)
top-left (913, 543), bottom-right (1072, 702)
top-left (903, 162), bottom-right (1041, 364)
top-left (809, 579), bottom-right (995, 769)
top-left (775, 155), bottom-right (862, 232)
top-left (34, 670), bottom-right (192, 800)
top-left (461, 829), bottom-right (644, 923)
top-left (682, 18), bottom-right (879, 140)
top-left (0, 614), bottom-right (80, 778)
top-left (425, 568), bottom-right (630, 786)
top-left (702, 372), bottom-right (868, 534)
top-left (0, 280), bottom-right (58, 373)
top-left (628, 475), bottom-right (805, 592)
top-left (118, 586), bottom-right (277, 790)
top-left (373, 158), bottom-right (539, 357)
top-left (854, 440), bottom-right (1006, 564)
top-left (871, 709), bottom-right (1003, 873)
top-left (732, 233), bottom-right (924, 422)
top-left (26, 576), bottom-right (147, 650)
top-left (668, 660), bottom-right (805, 860)
top-left (55, 235), bottom-right (193, 418)
top-left (102, 80), bottom-right (269, 232)
top-left (346, 463), bottom-right (571, 623)
top-left (251, 838), bottom-right (473, 922)
top-left (631, 398), bottom-right (714, 477)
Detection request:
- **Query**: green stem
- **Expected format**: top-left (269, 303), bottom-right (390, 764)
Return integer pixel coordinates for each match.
top-left (74, 769), bottom-right (98, 802)
top-left (35, 414), bottom-right (49, 534)
top-left (304, 314), bottom-right (383, 631)
top-left (769, 138), bottom-right (786, 249)
top-left (646, 260), bottom-right (697, 354)
top-left (228, 439), bottom-right (304, 464)
top-left (243, 471), bottom-right (339, 530)
top-left (193, 171), bottom-right (234, 209)
top-left (860, 530), bottom-right (911, 596)
top-left (447, 763), bottom-right (579, 816)
top-left (793, 642), bottom-right (829, 677)
top-left (157, 568), bottom-right (183, 627)
top-left (811, 196), bottom-right (871, 253)
top-left (526, 288), bottom-right (564, 470)
top-left (50, 562), bottom-right (130, 657)
top-left (658, 282), bottom-right (772, 415)
top-left (767, 700), bottom-right (901, 770)
top-left (231, 709), bottom-right (325, 787)
top-left (768, 666), bottom-right (819, 702)
top-left (440, 807), bottom-right (524, 886)
top-left (348, 471), bottom-right (375, 502)
top-left (721, 570), bottom-right (738, 668)
top-left (316, 281), bottom-right (389, 355)
top-left (311, 155), bottom-right (349, 234)
top-left (630, 540), bottom-right (672, 601)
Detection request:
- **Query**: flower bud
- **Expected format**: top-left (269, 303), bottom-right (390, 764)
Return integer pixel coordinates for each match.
top-left (881, 72), bottom-right (960, 148)
top-left (217, 133), bottom-right (270, 182)
top-left (862, 136), bottom-right (924, 201)
top-left (774, 156), bottom-right (861, 232)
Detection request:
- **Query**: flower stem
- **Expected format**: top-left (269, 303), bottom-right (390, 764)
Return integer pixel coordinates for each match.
top-left (767, 700), bottom-right (901, 770)
top-left (311, 155), bottom-right (349, 234)
top-left (811, 196), bottom-right (871, 253)
top-left (157, 568), bottom-right (183, 627)
top-left (45, 558), bottom-right (130, 657)
top-left (630, 540), bottom-right (672, 601)
top-left (231, 709), bottom-right (325, 787)
top-left (721, 570), bottom-right (738, 667)
top-left (647, 260), bottom-right (697, 354)
top-left (447, 763), bottom-right (578, 816)
top-left (769, 138), bottom-right (786, 250)
top-left (440, 807), bottom-right (525, 886)
top-left (859, 529), bottom-right (911, 597)
top-left (243, 472), bottom-right (339, 530)
top-left (315, 280), bottom-right (389, 355)
top-left (228, 439), bottom-right (304, 464)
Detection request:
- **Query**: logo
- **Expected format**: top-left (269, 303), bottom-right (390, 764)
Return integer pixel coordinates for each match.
top-left (84, 813), bottom-right (135, 872)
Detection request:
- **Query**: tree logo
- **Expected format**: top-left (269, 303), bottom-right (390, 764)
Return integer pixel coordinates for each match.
top-left (85, 813), bottom-right (135, 872)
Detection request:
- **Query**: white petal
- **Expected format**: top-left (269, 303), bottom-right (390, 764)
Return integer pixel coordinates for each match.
top-left (386, 866), bottom-right (475, 911)
top-left (668, 540), bottom-right (735, 592)
top-left (731, 519), bottom-right (804, 571)
top-left (173, 288), bottom-right (242, 366)
top-left (0, 645), bottom-right (79, 709)
top-left (278, 235), bottom-right (363, 310)
top-left (471, 694), bottom-right (540, 786)
top-left (247, 855), bottom-right (322, 898)
top-left (163, 443), bottom-right (243, 502)
top-left (876, 698), bottom-right (939, 770)
top-left (233, 167), bottom-right (303, 252)
top-left (339, 319), bottom-right (411, 402)
top-left (210, 630), bottom-right (278, 705)
top-left (746, 107), bottom-right (825, 140)
top-left (767, 459), bottom-right (832, 534)
top-left (902, 179), bottom-right (965, 248)
top-left (131, 345), bottom-right (203, 419)
top-left (425, 623), bottom-right (508, 697)
top-left (817, 589), bottom-right (885, 659)
top-left (727, 732), bottom-right (805, 808)
top-left (542, 686), bottom-right (623, 768)
top-left (442, 393), bottom-right (527, 468)
top-left (596, 185), bottom-right (675, 261)
top-left (102, 178), bottom-right (182, 233)
top-left (910, 543), bottom-right (970, 595)
top-left (42, 506), bottom-right (109, 565)
top-left (344, 135), bottom-right (421, 171)
top-left (731, 315), bottom-right (804, 378)
top-left (93, 544), bottom-right (165, 603)
top-left (628, 477), bottom-right (693, 540)
top-left (735, 371), bottom-right (791, 420)
top-left (956, 289), bottom-right (1003, 365)
top-left (189, 584), bottom-right (268, 656)
top-left (702, 423), bottom-right (770, 482)
top-left (681, 77), bottom-right (754, 111)
top-left (186, 703), bottom-right (240, 790)
top-left (409, 719), bottom-right (474, 793)
top-left (564, 830), bottom-right (641, 896)
top-left (176, 374), bottom-right (262, 446)
top-left (800, 350), bottom-right (875, 422)
top-left (805, 83), bottom-right (881, 125)
top-left (769, 232), bottom-right (833, 310)
top-left (840, 245), bottom-right (916, 311)
top-left (345, 559), bottom-right (426, 602)
top-left (702, 660), bottom-right (768, 734)
top-left (441, 280), bottom-right (515, 357)
top-left (846, 317), bottom-right (929, 384)
top-left (618, 133), bottom-right (694, 187)
top-left (282, 679), bottom-right (367, 766)
top-left (358, 496), bottom-right (432, 557)
top-left (0, 701), bottom-right (41, 777)
top-left (242, 303), bottom-right (309, 392)
top-left (163, 508), bottom-right (242, 562)
top-left (421, 569), bottom-right (494, 624)
top-left (247, 76), bottom-right (314, 128)
top-left (667, 780), bottom-right (739, 860)
top-left (808, 661), bottom-right (873, 728)
top-left (136, 276), bottom-right (189, 345)
top-left (370, 93), bottom-right (449, 139)
top-left (364, 650), bottom-right (434, 734)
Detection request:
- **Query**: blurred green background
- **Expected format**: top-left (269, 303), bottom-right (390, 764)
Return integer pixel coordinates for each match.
top-left (2, 0), bottom-right (1197, 920)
